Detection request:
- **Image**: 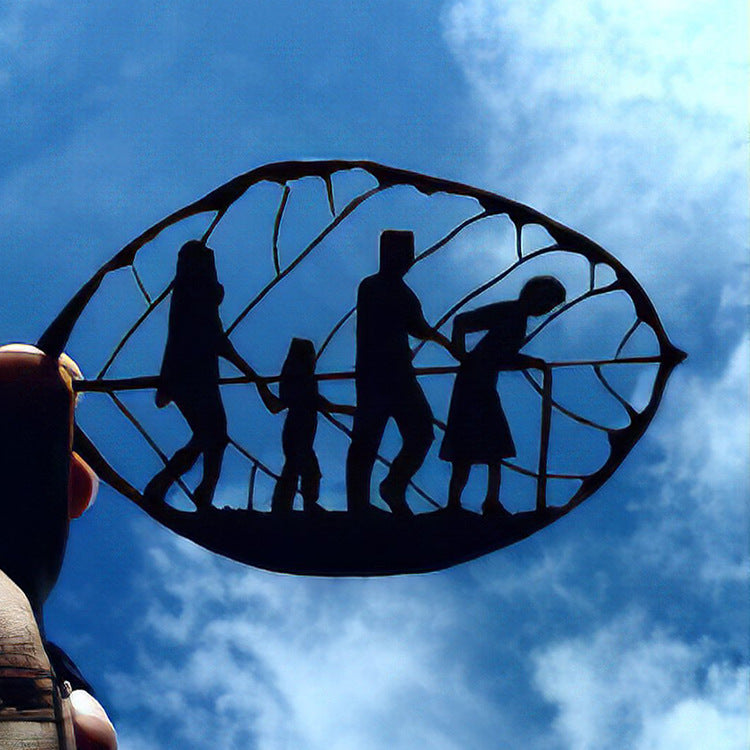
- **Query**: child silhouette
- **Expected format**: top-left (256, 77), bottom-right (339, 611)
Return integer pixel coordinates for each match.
top-left (269, 338), bottom-right (354, 513)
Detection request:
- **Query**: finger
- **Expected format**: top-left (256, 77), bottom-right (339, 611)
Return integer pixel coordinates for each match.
top-left (68, 452), bottom-right (99, 520)
top-left (70, 690), bottom-right (117, 750)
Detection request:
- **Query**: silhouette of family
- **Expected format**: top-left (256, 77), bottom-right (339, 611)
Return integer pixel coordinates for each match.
top-left (144, 233), bottom-right (566, 517)
top-left (267, 338), bottom-right (354, 514)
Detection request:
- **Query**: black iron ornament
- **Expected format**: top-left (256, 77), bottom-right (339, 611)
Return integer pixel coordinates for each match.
top-left (38, 160), bottom-right (685, 576)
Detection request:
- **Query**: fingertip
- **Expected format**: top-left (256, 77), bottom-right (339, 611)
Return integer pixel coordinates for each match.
top-left (68, 452), bottom-right (99, 520)
top-left (70, 690), bottom-right (118, 750)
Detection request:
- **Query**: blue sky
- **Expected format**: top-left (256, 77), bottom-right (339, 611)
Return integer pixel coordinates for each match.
top-left (1, 1), bottom-right (748, 748)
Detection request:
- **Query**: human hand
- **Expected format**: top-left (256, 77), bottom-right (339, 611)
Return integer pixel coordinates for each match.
top-left (0, 344), bottom-right (116, 749)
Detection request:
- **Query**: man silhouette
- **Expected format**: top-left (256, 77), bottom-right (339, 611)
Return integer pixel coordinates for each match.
top-left (346, 230), bottom-right (456, 516)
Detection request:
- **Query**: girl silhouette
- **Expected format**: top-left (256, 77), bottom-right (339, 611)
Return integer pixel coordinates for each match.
top-left (145, 240), bottom-right (274, 510)
top-left (440, 276), bottom-right (565, 515)
top-left (269, 338), bottom-right (354, 513)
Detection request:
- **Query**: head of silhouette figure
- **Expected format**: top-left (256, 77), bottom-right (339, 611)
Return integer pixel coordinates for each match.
top-left (284, 337), bottom-right (316, 373)
top-left (379, 230), bottom-right (415, 277)
top-left (175, 240), bottom-right (222, 301)
top-left (279, 338), bottom-right (316, 401)
top-left (0, 344), bottom-right (97, 617)
top-left (519, 276), bottom-right (566, 317)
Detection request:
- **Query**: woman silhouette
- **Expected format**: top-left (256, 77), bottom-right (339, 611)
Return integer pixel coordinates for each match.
top-left (145, 240), bottom-right (274, 510)
top-left (440, 276), bottom-right (565, 515)
top-left (269, 338), bottom-right (354, 513)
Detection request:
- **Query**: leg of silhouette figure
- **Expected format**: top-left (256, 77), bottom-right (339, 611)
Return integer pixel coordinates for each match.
top-left (346, 406), bottom-right (388, 515)
top-left (271, 462), bottom-right (298, 513)
top-left (301, 454), bottom-right (322, 513)
top-left (193, 439), bottom-right (227, 510)
top-left (380, 389), bottom-right (433, 517)
top-left (144, 438), bottom-right (201, 504)
top-left (447, 461), bottom-right (471, 511)
top-left (482, 464), bottom-right (511, 517)
top-left (184, 392), bottom-right (227, 511)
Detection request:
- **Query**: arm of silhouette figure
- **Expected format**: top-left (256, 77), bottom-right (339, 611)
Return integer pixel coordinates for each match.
top-left (261, 387), bottom-right (285, 414)
top-left (450, 313), bottom-right (469, 360)
top-left (453, 302), bottom-right (510, 335)
top-left (463, 304), bottom-right (543, 370)
top-left (218, 336), bottom-right (284, 414)
top-left (255, 382), bottom-right (284, 415)
top-left (452, 302), bottom-right (528, 363)
top-left (426, 327), bottom-right (460, 360)
top-left (316, 394), bottom-right (355, 416)
top-left (407, 293), bottom-right (463, 360)
top-left (514, 353), bottom-right (546, 371)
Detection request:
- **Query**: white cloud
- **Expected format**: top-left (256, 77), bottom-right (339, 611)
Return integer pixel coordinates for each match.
top-left (443, 0), bottom-right (750, 589)
top-left (533, 612), bottom-right (749, 750)
top-left (104, 507), bottom-right (749, 750)
top-left (108, 535), bottom-right (511, 750)
top-left (26, 5), bottom-right (744, 748)
top-left (443, 0), bottom-right (746, 170)
top-left (446, 0), bottom-right (745, 118)
top-left (629, 335), bottom-right (749, 585)
top-left (473, 541), bottom-right (604, 617)
top-left (442, 0), bottom-right (748, 303)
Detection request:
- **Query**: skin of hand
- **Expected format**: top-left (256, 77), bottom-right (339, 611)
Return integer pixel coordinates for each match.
top-left (0, 344), bottom-right (117, 749)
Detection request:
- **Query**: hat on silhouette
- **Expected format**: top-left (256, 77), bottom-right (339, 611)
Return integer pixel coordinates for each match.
top-left (379, 230), bottom-right (415, 275)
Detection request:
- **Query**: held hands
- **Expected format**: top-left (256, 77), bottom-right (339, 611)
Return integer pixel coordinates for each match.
top-left (431, 327), bottom-right (466, 363)
top-left (258, 381), bottom-right (284, 414)
top-left (220, 337), bottom-right (284, 414)
top-left (318, 395), bottom-right (355, 417)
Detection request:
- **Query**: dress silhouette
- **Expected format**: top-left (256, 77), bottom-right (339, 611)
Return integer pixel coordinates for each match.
top-left (145, 240), bottom-right (271, 510)
top-left (346, 230), bottom-right (456, 516)
top-left (441, 276), bottom-right (566, 515)
top-left (269, 338), bottom-right (354, 513)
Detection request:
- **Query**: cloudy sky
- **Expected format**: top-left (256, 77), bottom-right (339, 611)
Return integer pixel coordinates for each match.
top-left (1, 1), bottom-right (747, 749)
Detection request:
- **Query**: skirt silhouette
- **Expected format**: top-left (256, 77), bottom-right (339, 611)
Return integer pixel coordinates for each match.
top-left (440, 364), bottom-right (516, 465)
